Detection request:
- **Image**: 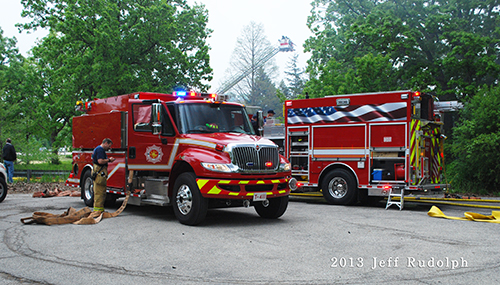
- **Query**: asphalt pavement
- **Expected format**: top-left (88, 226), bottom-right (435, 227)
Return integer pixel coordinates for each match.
top-left (1, 193), bottom-right (499, 284)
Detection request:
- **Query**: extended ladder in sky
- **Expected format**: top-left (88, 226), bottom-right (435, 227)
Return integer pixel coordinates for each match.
top-left (216, 36), bottom-right (295, 94)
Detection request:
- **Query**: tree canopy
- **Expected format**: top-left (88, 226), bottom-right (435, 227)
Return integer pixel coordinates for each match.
top-left (304, 0), bottom-right (500, 99)
top-left (20, 0), bottom-right (213, 99)
top-left (450, 86), bottom-right (500, 193)
top-left (283, 53), bottom-right (306, 99)
top-left (0, 0), bottom-right (213, 156)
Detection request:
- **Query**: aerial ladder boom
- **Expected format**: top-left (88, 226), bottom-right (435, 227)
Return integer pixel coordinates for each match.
top-left (217, 36), bottom-right (294, 94)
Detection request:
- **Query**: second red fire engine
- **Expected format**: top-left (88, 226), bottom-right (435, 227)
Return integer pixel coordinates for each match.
top-left (284, 90), bottom-right (449, 208)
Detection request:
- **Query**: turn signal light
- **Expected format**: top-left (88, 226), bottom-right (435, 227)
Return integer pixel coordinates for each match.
top-left (215, 144), bottom-right (224, 152)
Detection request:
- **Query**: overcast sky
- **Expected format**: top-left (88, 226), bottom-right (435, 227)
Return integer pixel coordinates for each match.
top-left (0, 0), bottom-right (314, 92)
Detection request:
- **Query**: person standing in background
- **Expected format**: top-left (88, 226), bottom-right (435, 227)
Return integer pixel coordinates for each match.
top-left (2, 138), bottom-right (17, 183)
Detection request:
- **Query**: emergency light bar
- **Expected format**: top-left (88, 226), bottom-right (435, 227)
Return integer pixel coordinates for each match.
top-left (174, 91), bottom-right (227, 101)
top-left (174, 91), bottom-right (187, 97)
top-left (75, 100), bottom-right (93, 112)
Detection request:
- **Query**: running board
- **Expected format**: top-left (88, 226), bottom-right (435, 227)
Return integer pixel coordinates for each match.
top-left (128, 178), bottom-right (170, 206)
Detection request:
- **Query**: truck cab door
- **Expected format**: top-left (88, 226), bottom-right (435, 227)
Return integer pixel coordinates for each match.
top-left (128, 103), bottom-right (176, 173)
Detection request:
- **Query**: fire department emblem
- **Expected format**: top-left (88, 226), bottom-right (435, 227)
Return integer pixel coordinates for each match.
top-left (145, 145), bottom-right (163, 164)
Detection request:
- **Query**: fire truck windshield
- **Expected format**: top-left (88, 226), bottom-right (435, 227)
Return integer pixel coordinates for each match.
top-left (178, 103), bottom-right (255, 135)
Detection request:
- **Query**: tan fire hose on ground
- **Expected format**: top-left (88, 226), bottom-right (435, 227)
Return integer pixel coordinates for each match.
top-left (21, 171), bottom-right (135, 225)
top-left (20, 191), bottom-right (130, 225)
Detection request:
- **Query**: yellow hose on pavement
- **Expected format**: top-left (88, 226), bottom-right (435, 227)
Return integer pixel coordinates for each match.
top-left (428, 206), bottom-right (500, 223)
top-left (392, 197), bottom-right (500, 209)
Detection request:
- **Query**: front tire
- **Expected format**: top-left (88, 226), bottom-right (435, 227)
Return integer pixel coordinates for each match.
top-left (254, 196), bottom-right (289, 219)
top-left (172, 172), bottom-right (208, 226)
top-left (81, 170), bottom-right (94, 207)
top-left (321, 169), bottom-right (357, 205)
top-left (0, 177), bottom-right (7, 203)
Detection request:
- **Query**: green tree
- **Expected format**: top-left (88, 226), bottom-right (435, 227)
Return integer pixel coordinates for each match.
top-left (304, 53), bottom-right (398, 98)
top-left (276, 80), bottom-right (290, 102)
top-left (15, 0), bottom-right (212, 151)
top-left (250, 67), bottom-right (281, 117)
top-left (0, 29), bottom-right (54, 164)
top-left (304, 0), bottom-right (500, 99)
top-left (282, 53), bottom-right (306, 99)
top-left (0, 28), bottom-right (29, 151)
top-left (450, 86), bottom-right (500, 194)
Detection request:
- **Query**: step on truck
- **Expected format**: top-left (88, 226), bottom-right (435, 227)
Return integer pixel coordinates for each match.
top-left (284, 90), bottom-right (454, 206)
top-left (66, 91), bottom-right (295, 225)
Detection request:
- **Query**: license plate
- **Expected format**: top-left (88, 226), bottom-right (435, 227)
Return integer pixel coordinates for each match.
top-left (253, 192), bottom-right (267, 201)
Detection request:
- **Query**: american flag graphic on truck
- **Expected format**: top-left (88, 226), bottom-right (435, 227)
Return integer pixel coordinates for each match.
top-left (287, 102), bottom-right (407, 124)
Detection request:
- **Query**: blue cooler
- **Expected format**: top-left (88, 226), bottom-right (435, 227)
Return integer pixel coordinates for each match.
top-left (372, 169), bottom-right (383, 180)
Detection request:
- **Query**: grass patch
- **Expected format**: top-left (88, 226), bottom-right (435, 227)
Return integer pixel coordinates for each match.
top-left (16, 159), bottom-right (72, 171)
top-left (14, 156), bottom-right (72, 183)
top-left (13, 175), bottom-right (68, 183)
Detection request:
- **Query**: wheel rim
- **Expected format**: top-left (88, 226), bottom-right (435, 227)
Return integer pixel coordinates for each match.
top-left (84, 177), bottom-right (93, 200)
top-left (176, 184), bottom-right (193, 215)
top-left (328, 177), bottom-right (348, 199)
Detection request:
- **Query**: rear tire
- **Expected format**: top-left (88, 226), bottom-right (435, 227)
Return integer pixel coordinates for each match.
top-left (254, 196), bottom-right (289, 219)
top-left (0, 177), bottom-right (7, 203)
top-left (321, 169), bottom-right (357, 205)
top-left (172, 172), bottom-right (208, 226)
top-left (81, 170), bottom-right (94, 207)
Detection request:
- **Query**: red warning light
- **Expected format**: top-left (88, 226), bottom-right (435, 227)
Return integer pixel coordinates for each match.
top-left (189, 91), bottom-right (196, 97)
top-left (265, 162), bottom-right (273, 168)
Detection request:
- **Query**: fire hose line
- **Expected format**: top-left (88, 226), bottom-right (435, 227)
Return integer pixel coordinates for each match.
top-left (407, 197), bottom-right (500, 203)
top-left (290, 193), bottom-right (323, 197)
top-left (290, 193), bottom-right (500, 209)
top-left (389, 197), bottom-right (500, 209)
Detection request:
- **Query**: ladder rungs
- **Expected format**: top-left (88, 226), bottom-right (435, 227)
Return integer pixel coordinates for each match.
top-left (386, 188), bottom-right (404, 210)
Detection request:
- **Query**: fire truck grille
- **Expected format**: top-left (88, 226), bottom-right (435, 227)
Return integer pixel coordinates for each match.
top-left (231, 146), bottom-right (279, 171)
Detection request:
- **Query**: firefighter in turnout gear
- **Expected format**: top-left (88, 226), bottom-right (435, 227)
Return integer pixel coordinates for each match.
top-left (92, 138), bottom-right (115, 213)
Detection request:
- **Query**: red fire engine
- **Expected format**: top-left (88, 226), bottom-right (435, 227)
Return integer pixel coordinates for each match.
top-left (284, 90), bottom-right (449, 207)
top-left (66, 91), bottom-right (295, 225)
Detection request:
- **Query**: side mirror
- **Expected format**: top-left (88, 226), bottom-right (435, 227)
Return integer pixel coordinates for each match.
top-left (257, 110), bottom-right (264, 136)
top-left (151, 103), bottom-right (162, 135)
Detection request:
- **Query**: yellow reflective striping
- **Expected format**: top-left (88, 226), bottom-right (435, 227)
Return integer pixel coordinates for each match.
top-left (228, 192), bottom-right (238, 196)
top-left (410, 119), bottom-right (421, 185)
top-left (279, 190), bottom-right (286, 194)
top-left (246, 193), bottom-right (253, 196)
top-left (272, 180), bottom-right (280, 183)
top-left (267, 192), bottom-right (273, 195)
top-left (257, 181), bottom-right (265, 184)
top-left (219, 180), bottom-right (231, 184)
top-left (239, 181), bottom-right (249, 184)
top-left (207, 186), bottom-right (221, 195)
top-left (197, 179), bottom-right (209, 189)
